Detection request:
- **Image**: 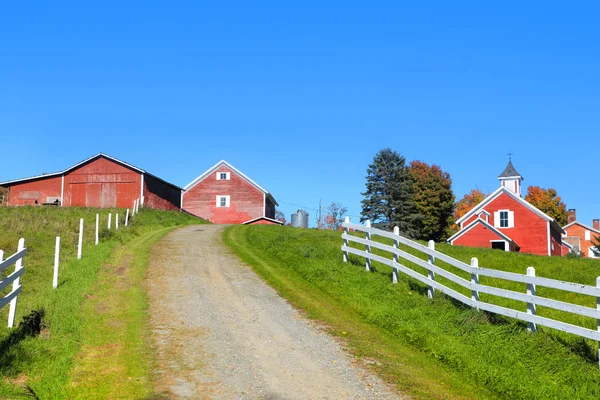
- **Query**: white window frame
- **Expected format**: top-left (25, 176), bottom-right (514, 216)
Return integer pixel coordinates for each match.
top-left (216, 171), bottom-right (231, 181)
top-left (494, 209), bottom-right (514, 229)
top-left (490, 240), bottom-right (509, 251)
top-left (216, 195), bottom-right (230, 208)
top-left (585, 230), bottom-right (591, 241)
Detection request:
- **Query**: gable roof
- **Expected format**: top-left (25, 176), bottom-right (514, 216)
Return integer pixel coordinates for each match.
top-left (447, 217), bottom-right (517, 245)
top-left (184, 160), bottom-right (278, 206)
top-left (456, 186), bottom-right (565, 234)
top-left (498, 160), bottom-right (523, 179)
top-left (0, 153), bottom-right (183, 190)
top-left (562, 221), bottom-right (600, 235)
top-left (242, 216), bottom-right (284, 225)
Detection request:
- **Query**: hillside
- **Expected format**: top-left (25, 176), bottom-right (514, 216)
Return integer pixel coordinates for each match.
top-left (0, 206), bottom-right (204, 398)
top-left (224, 225), bottom-right (600, 400)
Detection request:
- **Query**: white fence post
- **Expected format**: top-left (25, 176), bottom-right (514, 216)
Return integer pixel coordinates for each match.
top-left (77, 218), bottom-right (83, 260)
top-left (343, 217), bottom-right (349, 262)
top-left (392, 227), bottom-right (400, 284)
top-left (365, 220), bottom-right (372, 272)
top-left (8, 238), bottom-right (25, 328)
top-left (527, 266), bottom-right (537, 333)
top-left (95, 214), bottom-right (99, 245)
top-left (471, 257), bottom-right (479, 309)
top-left (596, 276), bottom-right (599, 369)
top-left (125, 208), bottom-right (130, 226)
top-left (427, 240), bottom-right (436, 299)
top-left (108, 213), bottom-right (112, 230)
top-left (135, 198), bottom-right (139, 213)
top-left (53, 236), bottom-right (60, 289)
top-left (116, 213), bottom-right (119, 230)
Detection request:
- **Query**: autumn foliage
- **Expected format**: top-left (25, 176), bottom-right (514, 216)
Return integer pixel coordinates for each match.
top-left (448, 189), bottom-right (487, 235)
top-left (524, 186), bottom-right (568, 226)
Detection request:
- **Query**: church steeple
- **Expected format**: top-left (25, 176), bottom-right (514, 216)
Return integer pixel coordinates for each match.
top-left (498, 158), bottom-right (523, 196)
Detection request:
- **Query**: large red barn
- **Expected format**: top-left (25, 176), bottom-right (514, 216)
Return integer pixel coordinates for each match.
top-left (447, 160), bottom-right (564, 256)
top-left (0, 153), bottom-right (182, 211)
top-left (182, 160), bottom-right (281, 225)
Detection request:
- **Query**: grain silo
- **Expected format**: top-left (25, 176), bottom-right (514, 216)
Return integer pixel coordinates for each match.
top-left (291, 209), bottom-right (309, 228)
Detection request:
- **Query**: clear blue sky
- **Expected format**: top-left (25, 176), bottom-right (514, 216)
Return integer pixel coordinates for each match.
top-left (1, 2), bottom-right (599, 226)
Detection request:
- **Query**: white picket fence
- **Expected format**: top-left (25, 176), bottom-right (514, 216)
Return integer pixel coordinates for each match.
top-left (0, 238), bottom-right (26, 328)
top-left (341, 218), bottom-right (600, 368)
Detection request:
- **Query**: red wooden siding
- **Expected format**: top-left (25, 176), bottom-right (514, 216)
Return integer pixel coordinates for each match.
top-left (143, 174), bottom-right (181, 211)
top-left (453, 223), bottom-right (507, 248)
top-left (183, 166), bottom-right (265, 224)
top-left (6, 175), bottom-right (62, 206)
top-left (63, 157), bottom-right (141, 208)
top-left (564, 223), bottom-right (598, 258)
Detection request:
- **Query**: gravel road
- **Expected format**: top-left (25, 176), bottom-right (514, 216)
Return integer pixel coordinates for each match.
top-left (147, 224), bottom-right (404, 399)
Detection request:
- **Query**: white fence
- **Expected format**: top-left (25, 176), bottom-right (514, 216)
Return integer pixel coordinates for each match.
top-left (341, 218), bottom-right (600, 368)
top-left (0, 239), bottom-right (26, 328)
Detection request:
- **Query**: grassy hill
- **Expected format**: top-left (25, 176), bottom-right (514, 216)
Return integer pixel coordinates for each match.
top-left (0, 206), bottom-right (204, 398)
top-left (224, 225), bottom-right (600, 400)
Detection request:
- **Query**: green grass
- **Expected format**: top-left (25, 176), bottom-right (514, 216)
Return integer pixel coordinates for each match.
top-left (0, 206), bottom-right (204, 398)
top-left (224, 225), bottom-right (600, 400)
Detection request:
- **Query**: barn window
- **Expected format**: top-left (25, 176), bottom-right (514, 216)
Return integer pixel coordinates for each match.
top-left (216, 172), bottom-right (230, 180)
top-left (499, 211), bottom-right (508, 228)
top-left (494, 210), bottom-right (514, 229)
top-left (585, 230), bottom-right (591, 241)
top-left (216, 195), bottom-right (230, 207)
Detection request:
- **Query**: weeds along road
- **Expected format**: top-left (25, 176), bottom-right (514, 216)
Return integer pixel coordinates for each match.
top-left (147, 224), bottom-right (404, 399)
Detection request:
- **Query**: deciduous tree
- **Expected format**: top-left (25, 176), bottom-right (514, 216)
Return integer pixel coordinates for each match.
top-left (448, 189), bottom-right (487, 236)
top-left (360, 149), bottom-right (421, 236)
top-left (323, 202), bottom-right (348, 230)
top-left (275, 209), bottom-right (287, 224)
top-left (408, 160), bottom-right (455, 241)
top-left (525, 186), bottom-right (568, 226)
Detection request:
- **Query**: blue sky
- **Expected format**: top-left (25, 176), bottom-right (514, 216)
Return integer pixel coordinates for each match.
top-left (1, 2), bottom-right (599, 226)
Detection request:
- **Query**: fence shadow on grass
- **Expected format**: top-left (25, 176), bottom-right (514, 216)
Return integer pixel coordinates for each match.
top-left (0, 309), bottom-right (45, 374)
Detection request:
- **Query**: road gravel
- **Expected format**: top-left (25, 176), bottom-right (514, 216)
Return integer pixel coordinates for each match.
top-left (147, 224), bottom-right (405, 399)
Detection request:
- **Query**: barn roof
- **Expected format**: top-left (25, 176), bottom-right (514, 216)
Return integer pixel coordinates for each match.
top-left (447, 217), bottom-right (518, 246)
top-left (0, 153), bottom-right (184, 191)
top-left (184, 160), bottom-right (278, 206)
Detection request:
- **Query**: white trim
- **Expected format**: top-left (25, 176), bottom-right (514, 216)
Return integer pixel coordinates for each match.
top-left (216, 195), bottom-right (230, 208)
top-left (140, 174), bottom-right (145, 206)
top-left (263, 193), bottom-right (266, 218)
top-left (183, 160), bottom-right (278, 206)
top-left (242, 216), bottom-right (284, 225)
top-left (447, 217), bottom-right (515, 245)
top-left (563, 221), bottom-right (600, 235)
top-left (547, 221), bottom-right (551, 256)
top-left (60, 174), bottom-right (64, 207)
top-left (180, 190), bottom-right (183, 211)
top-left (585, 230), bottom-right (591, 241)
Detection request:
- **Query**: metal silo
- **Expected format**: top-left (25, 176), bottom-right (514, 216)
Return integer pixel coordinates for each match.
top-left (291, 210), bottom-right (309, 228)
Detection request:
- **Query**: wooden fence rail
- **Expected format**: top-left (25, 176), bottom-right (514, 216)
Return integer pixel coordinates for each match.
top-left (0, 239), bottom-right (26, 328)
top-left (341, 218), bottom-right (600, 368)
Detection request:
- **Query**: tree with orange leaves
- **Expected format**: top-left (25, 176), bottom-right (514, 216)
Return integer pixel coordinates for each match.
top-left (447, 189), bottom-right (487, 236)
top-left (525, 186), bottom-right (568, 226)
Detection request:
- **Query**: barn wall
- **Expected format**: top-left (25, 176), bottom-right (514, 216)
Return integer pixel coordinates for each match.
top-left (265, 196), bottom-right (276, 219)
top-left (183, 166), bottom-right (264, 224)
top-left (452, 223), bottom-right (507, 249)
top-left (6, 176), bottom-right (62, 206)
top-left (143, 174), bottom-right (181, 211)
top-left (63, 157), bottom-right (141, 208)
top-left (550, 226), bottom-right (562, 256)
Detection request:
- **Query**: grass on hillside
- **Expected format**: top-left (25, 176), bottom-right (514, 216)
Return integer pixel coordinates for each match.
top-left (224, 225), bottom-right (600, 400)
top-left (0, 206), bottom-right (204, 398)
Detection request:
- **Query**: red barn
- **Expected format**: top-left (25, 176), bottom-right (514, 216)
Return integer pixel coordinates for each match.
top-left (0, 153), bottom-right (182, 211)
top-left (182, 160), bottom-right (281, 225)
top-left (447, 160), bottom-right (564, 256)
top-left (562, 209), bottom-right (600, 259)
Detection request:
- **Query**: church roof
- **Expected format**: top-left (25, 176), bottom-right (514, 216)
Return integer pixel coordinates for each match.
top-left (498, 160), bottom-right (522, 179)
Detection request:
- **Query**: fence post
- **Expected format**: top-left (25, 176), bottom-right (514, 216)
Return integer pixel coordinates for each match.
top-left (8, 238), bottom-right (25, 328)
top-left (108, 213), bottom-right (112, 230)
top-left (135, 198), bottom-right (139, 213)
top-left (116, 213), bottom-right (119, 230)
top-left (365, 220), bottom-right (372, 272)
top-left (77, 218), bottom-right (83, 260)
top-left (343, 217), bottom-right (349, 262)
top-left (125, 208), bottom-right (129, 226)
top-left (526, 266), bottom-right (537, 333)
top-left (426, 240), bottom-right (436, 299)
top-left (596, 276), bottom-right (599, 369)
top-left (471, 257), bottom-right (479, 309)
top-left (95, 214), bottom-right (99, 245)
top-left (392, 226), bottom-right (400, 284)
top-left (53, 236), bottom-right (60, 289)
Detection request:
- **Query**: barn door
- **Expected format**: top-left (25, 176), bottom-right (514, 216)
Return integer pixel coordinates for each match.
top-left (101, 183), bottom-right (117, 208)
top-left (70, 183), bottom-right (102, 207)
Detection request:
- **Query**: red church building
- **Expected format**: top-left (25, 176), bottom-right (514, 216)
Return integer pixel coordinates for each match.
top-left (182, 160), bottom-right (281, 225)
top-left (447, 160), bottom-right (564, 256)
top-left (0, 153), bottom-right (182, 211)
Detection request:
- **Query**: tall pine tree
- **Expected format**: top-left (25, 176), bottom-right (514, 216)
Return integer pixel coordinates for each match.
top-left (360, 149), bottom-right (421, 237)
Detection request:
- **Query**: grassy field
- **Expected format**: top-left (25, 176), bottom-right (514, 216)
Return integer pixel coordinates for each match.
top-left (0, 206), bottom-right (204, 398)
top-left (224, 225), bottom-right (600, 400)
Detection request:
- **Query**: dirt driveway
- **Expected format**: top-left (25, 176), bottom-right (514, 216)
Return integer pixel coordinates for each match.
top-left (147, 224), bottom-right (403, 399)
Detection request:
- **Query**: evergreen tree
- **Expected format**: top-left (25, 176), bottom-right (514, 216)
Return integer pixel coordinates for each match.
top-left (408, 160), bottom-right (455, 241)
top-left (360, 149), bottom-right (421, 237)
